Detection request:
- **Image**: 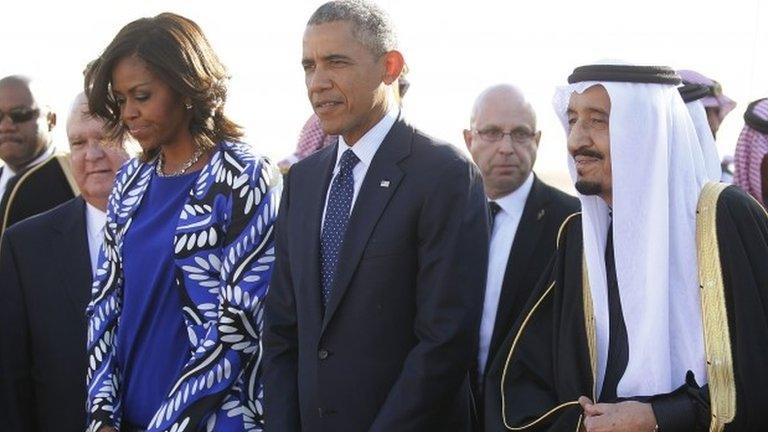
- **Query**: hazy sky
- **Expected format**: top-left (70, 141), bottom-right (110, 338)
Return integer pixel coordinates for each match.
top-left (3, 0), bottom-right (767, 189)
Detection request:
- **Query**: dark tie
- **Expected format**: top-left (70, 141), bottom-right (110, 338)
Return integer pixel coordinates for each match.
top-left (488, 201), bottom-right (502, 232)
top-left (320, 149), bottom-right (360, 307)
top-left (600, 221), bottom-right (629, 402)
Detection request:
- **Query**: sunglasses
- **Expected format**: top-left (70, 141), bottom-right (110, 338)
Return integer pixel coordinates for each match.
top-left (0, 107), bottom-right (40, 124)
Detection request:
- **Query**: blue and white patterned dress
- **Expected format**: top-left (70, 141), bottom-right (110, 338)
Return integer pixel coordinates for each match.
top-left (86, 141), bottom-right (281, 432)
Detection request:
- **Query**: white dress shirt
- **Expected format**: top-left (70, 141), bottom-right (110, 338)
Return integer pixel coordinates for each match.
top-left (85, 202), bottom-right (107, 277)
top-left (477, 173), bottom-right (534, 376)
top-left (321, 107), bottom-right (399, 230)
top-left (0, 145), bottom-right (55, 200)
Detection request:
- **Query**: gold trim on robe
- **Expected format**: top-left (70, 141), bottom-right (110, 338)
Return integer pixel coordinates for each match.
top-left (696, 181), bottom-right (736, 432)
top-left (2, 155), bottom-right (56, 234)
top-left (581, 256), bottom-right (597, 402)
top-left (500, 212), bottom-right (583, 430)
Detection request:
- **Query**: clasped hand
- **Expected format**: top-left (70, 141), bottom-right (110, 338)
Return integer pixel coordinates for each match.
top-left (578, 396), bottom-right (658, 432)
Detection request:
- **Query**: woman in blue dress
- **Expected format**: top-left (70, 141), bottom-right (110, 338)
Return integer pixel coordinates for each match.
top-left (84, 13), bottom-right (280, 432)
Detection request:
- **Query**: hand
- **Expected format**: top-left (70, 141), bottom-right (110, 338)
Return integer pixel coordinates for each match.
top-left (579, 396), bottom-right (657, 432)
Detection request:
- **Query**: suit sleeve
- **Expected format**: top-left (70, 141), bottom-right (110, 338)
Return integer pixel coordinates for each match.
top-left (144, 159), bottom-right (281, 432)
top-left (0, 232), bottom-right (38, 432)
top-left (262, 169), bottom-right (301, 431)
top-left (368, 157), bottom-right (490, 431)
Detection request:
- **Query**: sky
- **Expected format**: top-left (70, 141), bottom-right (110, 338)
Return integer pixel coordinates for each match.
top-left (2, 0), bottom-right (767, 190)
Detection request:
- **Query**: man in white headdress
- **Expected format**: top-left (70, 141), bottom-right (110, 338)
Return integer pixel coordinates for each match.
top-left (679, 82), bottom-right (723, 182)
top-left (485, 64), bottom-right (768, 432)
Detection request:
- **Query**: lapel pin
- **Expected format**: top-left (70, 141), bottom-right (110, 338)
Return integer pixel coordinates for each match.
top-left (380, 180), bottom-right (390, 188)
top-left (537, 209), bottom-right (546, 221)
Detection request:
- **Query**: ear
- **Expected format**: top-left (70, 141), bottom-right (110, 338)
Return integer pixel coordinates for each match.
top-left (47, 111), bottom-right (56, 131)
top-left (381, 50), bottom-right (405, 85)
top-left (534, 130), bottom-right (542, 146)
top-left (463, 129), bottom-right (473, 151)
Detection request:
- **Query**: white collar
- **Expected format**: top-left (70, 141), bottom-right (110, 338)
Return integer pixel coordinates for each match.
top-left (488, 172), bottom-right (535, 215)
top-left (85, 202), bottom-right (106, 238)
top-left (336, 106), bottom-right (399, 168)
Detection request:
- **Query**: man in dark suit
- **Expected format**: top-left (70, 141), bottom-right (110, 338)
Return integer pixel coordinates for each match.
top-left (0, 93), bottom-right (129, 432)
top-left (0, 75), bottom-right (78, 238)
top-left (462, 84), bottom-right (579, 427)
top-left (263, 1), bottom-right (489, 431)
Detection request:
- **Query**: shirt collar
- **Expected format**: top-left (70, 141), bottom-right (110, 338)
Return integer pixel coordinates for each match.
top-left (489, 172), bottom-right (535, 215)
top-left (336, 106), bottom-right (399, 169)
top-left (85, 202), bottom-right (107, 238)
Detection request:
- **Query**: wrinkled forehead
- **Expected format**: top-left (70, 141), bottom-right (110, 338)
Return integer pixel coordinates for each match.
top-left (67, 102), bottom-right (105, 136)
top-left (566, 83), bottom-right (611, 114)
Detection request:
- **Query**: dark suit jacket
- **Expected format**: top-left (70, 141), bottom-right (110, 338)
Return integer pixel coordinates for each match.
top-left (480, 177), bottom-right (579, 428)
top-left (484, 176), bottom-right (579, 375)
top-left (264, 118), bottom-right (490, 432)
top-left (0, 196), bottom-right (92, 432)
top-left (0, 154), bottom-right (78, 238)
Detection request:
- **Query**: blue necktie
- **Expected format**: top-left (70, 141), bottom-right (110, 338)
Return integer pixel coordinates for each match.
top-left (320, 149), bottom-right (360, 307)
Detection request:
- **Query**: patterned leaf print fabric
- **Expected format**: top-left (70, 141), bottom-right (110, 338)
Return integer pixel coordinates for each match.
top-left (86, 142), bottom-right (281, 432)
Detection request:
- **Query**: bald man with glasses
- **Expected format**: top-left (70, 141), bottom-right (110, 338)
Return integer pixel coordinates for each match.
top-left (462, 84), bottom-right (579, 427)
top-left (0, 75), bottom-right (78, 238)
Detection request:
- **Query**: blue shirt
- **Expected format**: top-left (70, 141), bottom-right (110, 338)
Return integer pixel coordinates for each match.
top-left (117, 170), bottom-right (198, 427)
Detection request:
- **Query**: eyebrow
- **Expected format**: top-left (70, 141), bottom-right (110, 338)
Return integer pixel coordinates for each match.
top-left (113, 81), bottom-right (152, 94)
top-left (302, 53), bottom-right (353, 66)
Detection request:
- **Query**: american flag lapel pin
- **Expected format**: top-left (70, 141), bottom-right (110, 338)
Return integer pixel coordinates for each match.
top-left (380, 180), bottom-right (390, 188)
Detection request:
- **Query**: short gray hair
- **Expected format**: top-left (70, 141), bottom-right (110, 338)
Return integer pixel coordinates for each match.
top-left (308, 0), bottom-right (397, 57)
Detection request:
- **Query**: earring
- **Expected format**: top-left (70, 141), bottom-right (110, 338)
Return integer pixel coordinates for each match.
top-left (185, 102), bottom-right (193, 110)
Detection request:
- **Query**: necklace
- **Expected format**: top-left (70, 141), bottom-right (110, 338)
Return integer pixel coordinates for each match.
top-left (156, 145), bottom-right (205, 177)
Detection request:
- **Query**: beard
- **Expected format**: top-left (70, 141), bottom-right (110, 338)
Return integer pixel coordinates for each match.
top-left (574, 179), bottom-right (603, 196)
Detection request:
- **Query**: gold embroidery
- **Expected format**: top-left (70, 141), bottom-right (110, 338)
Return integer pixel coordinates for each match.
top-left (581, 256), bottom-right (597, 402)
top-left (500, 213), bottom-right (583, 430)
top-left (1, 156), bottom-right (56, 235)
top-left (696, 182), bottom-right (736, 432)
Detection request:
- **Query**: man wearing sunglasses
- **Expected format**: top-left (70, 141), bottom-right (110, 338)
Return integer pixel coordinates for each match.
top-left (0, 75), bottom-right (78, 237)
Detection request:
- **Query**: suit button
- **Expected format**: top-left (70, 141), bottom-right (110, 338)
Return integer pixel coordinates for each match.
top-left (318, 349), bottom-right (330, 360)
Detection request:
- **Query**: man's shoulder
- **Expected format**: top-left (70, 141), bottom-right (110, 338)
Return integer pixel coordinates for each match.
top-left (537, 177), bottom-right (580, 215)
top-left (408, 126), bottom-right (470, 168)
top-left (717, 184), bottom-right (766, 215)
top-left (3, 197), bottom-right (82, 244)
top-left (556, 211), bottom-right (582, 249)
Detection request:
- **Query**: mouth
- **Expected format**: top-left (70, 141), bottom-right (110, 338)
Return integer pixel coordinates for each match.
top-left (574, 156), bottom-right (600, 167)
top-left (87, 169), bottom-right (112, 176)
top-left (313, 100), bottom-right (343, 115)
top-left (0, 136), bottom-right (22, 145)
top-left (127, 125), bottom-right (151, 139)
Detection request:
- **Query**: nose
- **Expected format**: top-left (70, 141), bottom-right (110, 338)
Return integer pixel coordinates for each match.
top-left (307, 66), bottom-right (333, 95)
top-left (497, 135), bottom-right (515, 155)
top-left (567, 119), bottom-right (591, 154)
top-left (120, 99), bottom-right (139, 123)
top-left (85, 139), bottom-right (106, 161)
top-left (0, 113), bottom-right (17, 132)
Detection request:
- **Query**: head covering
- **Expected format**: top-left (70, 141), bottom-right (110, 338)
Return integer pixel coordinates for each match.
top-left (677, 69), bottom-right (737, 123)
top-left (734, 98), bottom-right (768, 203)
top-left (554, 62), bottom-right (710, 399)
top-left (278, 114), bottom-right (337, 171)
top-left (678, 82), bottom-right (723, 181)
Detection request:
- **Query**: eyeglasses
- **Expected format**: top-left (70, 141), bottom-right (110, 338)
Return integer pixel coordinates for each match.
top-left (0, 107), bottom-right (40, 124)
top-left (473, 127), bottom-right (536, 143)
